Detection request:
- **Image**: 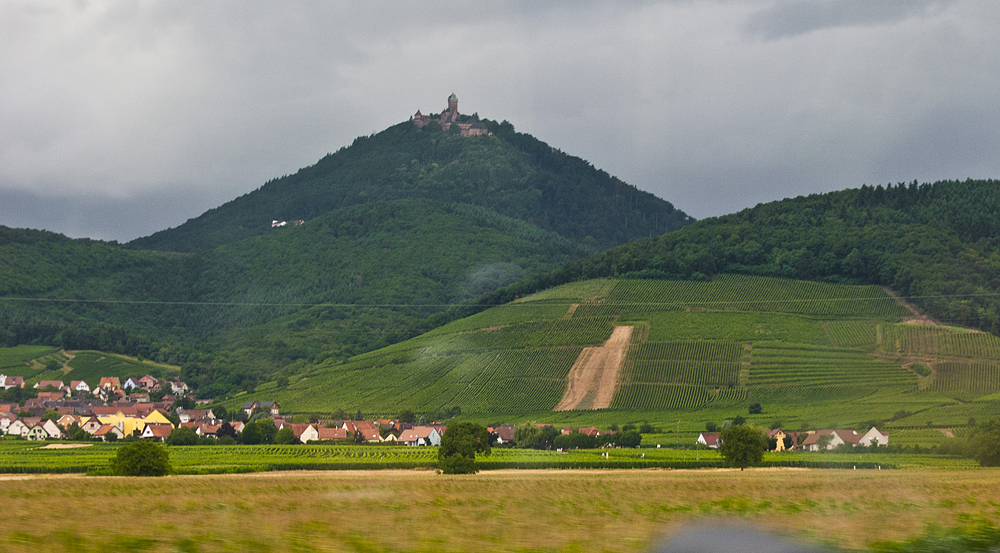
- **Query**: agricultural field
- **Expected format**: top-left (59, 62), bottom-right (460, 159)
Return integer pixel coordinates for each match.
top-left (0, 346), bottom-right (178, 387)
top-left (1, 466), bottom-right (998, 552)
top-left (226, 274), bottom-right (1000, 442)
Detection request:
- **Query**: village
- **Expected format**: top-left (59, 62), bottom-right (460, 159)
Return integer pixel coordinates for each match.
top-left (1, 373), bottom-right (890, 452)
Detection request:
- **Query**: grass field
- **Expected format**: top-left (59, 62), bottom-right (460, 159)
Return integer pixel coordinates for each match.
top-left (8, 440), bottom-right (968, 475)
top-left (2, 468), bottom-right (998, 552)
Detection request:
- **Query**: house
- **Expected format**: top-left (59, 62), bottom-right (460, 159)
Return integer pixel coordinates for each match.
top-left (41, 419), bottom-right (63, 439)
top-left (494, 425), bottom-right (516, 445)
top-left (81, 416), bottom-right (106, 435)
top-left (858, 427), bottom-right (889, 447)
top-left (141, 423), bottom-right (173, 441)
top-left (767, 429), bottom-right (793, 452)
top-left (285, 423), bottom-right (319, 444)
top-left (123, 378), bottom-right (140, 390)
top-left (802, 429), bottom-right (864, 451)
top-left (1, 375), bottom-right (24, 389)
top-left (242, 401), bottom-right (280, 418)
top-left (70, 380), bottom-right (91, 394)
top-left (6, 419), bottom-right (30, 437)
top-left (57, 414), bottom-right (81, 429)
top-left (99, 377), bottom-right (121, 390)
top-left (34, 380), bottom-right (65, 391)
top-left (94, 424), bottom-right (125, 441)
top-left (317, 427), bottom-right (348, 441)
top-left (37, 391), bottom-right (64, 402)
top-left (91, 387), bottom-right (109, 401)
top-left (177, 408), bottom-right (214, 424)
top-left (696, 433), bottom-right (722, 449)
top-left (169, 381), bottom-right (189, 394)
top-left (343, 420), bottom-right (381, 442)
top-left (398, 426), bottom-right (442, 446)
top-left (26, 424), bottom-right (50, 441)
top-left (0, 411), bottom-right (16, 433)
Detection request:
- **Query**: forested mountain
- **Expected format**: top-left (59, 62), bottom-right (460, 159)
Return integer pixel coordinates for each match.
top-left (480, 180), bottom-right (1000, 335)
top-left (3, 115), bottom-right (695, 397)
top-left (130, 120), bottom-right (691, 253)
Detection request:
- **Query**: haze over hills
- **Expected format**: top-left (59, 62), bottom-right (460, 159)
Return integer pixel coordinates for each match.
top-left (1, 101), bottom-right (692, 397)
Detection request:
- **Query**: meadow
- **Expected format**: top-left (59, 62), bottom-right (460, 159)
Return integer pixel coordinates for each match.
top-left (2, 467), bottom-right (999, 552)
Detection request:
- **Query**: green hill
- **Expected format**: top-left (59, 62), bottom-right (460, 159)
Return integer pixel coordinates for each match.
top-left (3, 115), bottom-right (693, 398)
top-left (246, 274), bottom-right (1000, 437)
top-left (129, 119), bottom-right (691, 253)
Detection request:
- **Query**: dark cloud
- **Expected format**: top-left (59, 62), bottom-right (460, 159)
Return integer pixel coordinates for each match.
top-left (744, 0), bottom-right (947, 40)
top-left (1, 1), bottom-right (998, 239)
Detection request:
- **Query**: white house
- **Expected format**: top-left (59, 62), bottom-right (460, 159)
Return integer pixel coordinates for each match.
top-left (70, 380), bottom-right (91, 394)
top-left (42, 419), bottom-right (63, 439)
top-left (696, 432), bottom-right (721, 449)
top-left (858, 427), bottom-right (889, 447)
top-left (398, 426), bottom-right (442, 446)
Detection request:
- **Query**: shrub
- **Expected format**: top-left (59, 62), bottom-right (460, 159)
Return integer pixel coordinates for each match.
top-left (111, 441), bottom-right (171, 476)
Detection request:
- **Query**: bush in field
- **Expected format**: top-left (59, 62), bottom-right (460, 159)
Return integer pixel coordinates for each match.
top-left (111, 441), bottom-right (170, 476)
top-left (749, 403), bottom-right (762, 415)
top-left (970, 421), bottom-right (1000, 467)
top-left (438, 422), bottom-right (491, 474)
top-left (718, 425), bottom-right (767, 470)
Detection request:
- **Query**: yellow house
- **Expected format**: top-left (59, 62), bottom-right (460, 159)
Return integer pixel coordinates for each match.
top-left (83, 409), bottom-right (174, 437)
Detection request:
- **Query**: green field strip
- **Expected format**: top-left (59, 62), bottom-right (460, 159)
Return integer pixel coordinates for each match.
top-left (880, 324), bottom-right (1000, 359)
top-left (930, 361), bottom-right (1000, 393)
top-left (826, 320), bottom-right (877, 347)
top-left (0, 345), bottom-right (60, 370)
top-left (448, 347), bottom-right (581, 413)
top-left (611, 383), bottom-right (710, 410)
top-left (642, 311), bottom-right (831, 344)
top-left (598, 275), bottom-right (910, 318)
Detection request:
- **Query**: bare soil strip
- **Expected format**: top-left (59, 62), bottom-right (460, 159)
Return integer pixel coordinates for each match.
top-left (564, 304), bottom-right (578, 318)
top-left (554, 326), bottom-right (633, 411)
top-left (882, 286), bottom-right (936, 325)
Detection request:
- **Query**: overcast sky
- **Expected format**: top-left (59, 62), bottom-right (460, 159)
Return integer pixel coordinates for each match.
top-left (2, 0), bottom-right (998, 242)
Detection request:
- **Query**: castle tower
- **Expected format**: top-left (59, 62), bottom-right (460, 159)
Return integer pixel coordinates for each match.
top-left (447, 93), bottom-right (458, 114)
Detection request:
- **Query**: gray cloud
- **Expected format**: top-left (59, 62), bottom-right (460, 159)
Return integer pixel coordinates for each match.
top-left (2, 0), bottom-right (999, 239)
top-left (744, 0), bottom-right (948, 40)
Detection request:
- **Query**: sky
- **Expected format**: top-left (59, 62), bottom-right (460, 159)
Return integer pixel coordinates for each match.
top-left (2, 0), bottom-right (998, 242)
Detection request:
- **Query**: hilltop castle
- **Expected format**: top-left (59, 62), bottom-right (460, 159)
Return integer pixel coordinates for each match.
top-left (411, 94), bottom-right (489, 137)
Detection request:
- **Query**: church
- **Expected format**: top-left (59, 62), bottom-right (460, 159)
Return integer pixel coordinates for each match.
top-left (411, 94), bottom-right (489, 137)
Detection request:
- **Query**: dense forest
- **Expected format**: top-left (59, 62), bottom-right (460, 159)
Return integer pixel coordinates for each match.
top-left (474, 180), bottom-right (1000, 335)
top-left (130, 119), bottom-right (691, 253)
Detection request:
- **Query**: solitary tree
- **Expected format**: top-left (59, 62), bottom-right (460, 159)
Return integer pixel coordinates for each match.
top-left (718, 425), bottom-right (768, 470)
top-left (438, 422), bottom-right (491, 474)
top-left (749, 403), bottom-right (763, 415)
top-left (111, 441), bottom-right (171, 476)
top-left (971, 421), bottom-right (1000, 466)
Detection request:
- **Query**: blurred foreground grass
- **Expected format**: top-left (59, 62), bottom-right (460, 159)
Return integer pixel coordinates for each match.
top-left (3, 468), bottom-right (1000, 552)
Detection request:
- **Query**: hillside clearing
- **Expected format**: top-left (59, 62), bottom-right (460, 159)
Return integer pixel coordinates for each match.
top-left (555, 325), bottom-right (633, 410)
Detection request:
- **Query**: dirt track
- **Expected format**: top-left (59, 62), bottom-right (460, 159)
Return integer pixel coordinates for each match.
top-left (554, 326), bottom-right (632, 411)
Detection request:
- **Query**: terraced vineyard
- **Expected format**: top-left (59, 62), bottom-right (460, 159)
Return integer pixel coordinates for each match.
top-left (245, 274), bottom-right (1000, 431)
top-left (881, 324), bottom-right (1000, 359)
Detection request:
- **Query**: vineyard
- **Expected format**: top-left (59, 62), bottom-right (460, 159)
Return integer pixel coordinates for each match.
top-left (0, 440), bottom-right (930, 476)
top-left (232, 274), bottom-right (1000, 430)
top-left (576, 275), bottom-right (911, 318)
top-left (826, 320), bottom-right (877, 347)
top-left (929, 361), bottom-right (1000, 393)
top-left (746, 344), bottom-right (916, 400)
top-left (880, 324), bottom-right (1000, 359)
